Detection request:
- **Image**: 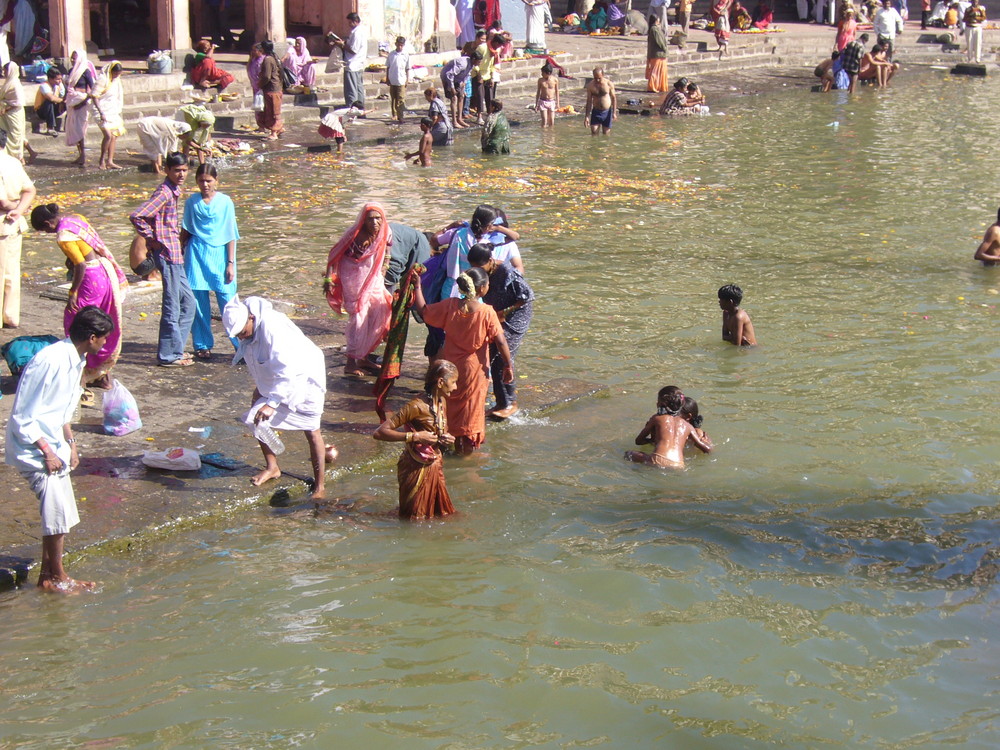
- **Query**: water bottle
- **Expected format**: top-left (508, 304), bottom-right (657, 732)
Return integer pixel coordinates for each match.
top-left (252, 406), bottom-right (285, 455)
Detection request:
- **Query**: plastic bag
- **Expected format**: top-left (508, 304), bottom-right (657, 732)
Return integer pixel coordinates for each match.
top-left (252, 92), bottom-right (264, 112)
top-left (102, 379), bottom-right (142, 436)
top-left (141, 447), bottom-right (202, 471)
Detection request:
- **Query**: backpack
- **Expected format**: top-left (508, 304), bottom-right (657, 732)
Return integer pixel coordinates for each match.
top-left (1, 335), bottom-right (60, 377)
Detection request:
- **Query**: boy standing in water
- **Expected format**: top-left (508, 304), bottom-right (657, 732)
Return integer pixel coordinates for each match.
top-left (535, 63), bottom-right (559, 128)
top-left (405, 118), bottom-right (434, 166)
top-left (718, 283), bottom-right (757, 346)
top-left (626, 386), bottom-right (713, 468)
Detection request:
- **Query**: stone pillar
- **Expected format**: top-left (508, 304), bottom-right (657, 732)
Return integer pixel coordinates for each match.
top-left (50, 0), bottom-right (88, 60)
top-left (245, 0), bottom-right (286, 43)
top-left (152, 0), bottom-right (192, 52)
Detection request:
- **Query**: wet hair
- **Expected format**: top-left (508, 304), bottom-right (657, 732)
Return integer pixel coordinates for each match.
top-left (196, 161), bottom-right (218, 178)
top-left (472, 50), bottom-right (484, 63)
top-left (831, 49), bottom-right (841, 59)
top-left (656, 386), bottom-right (685, 416)
top-left (490, 100), bottom-right (503, 113)
top-left (649, 14), bottom-right (658, 23)
top-left (425, 359), bottom-right (459, 394)
top-left (718, 284), bottom-right (743, 305)
top-left (164, 151), bottom-right (187, 169)
top-left (680, 397), bottom-right (704, 429)
top-left (456, 266), bottom-right (489, 298)
top-left (687, 82), bottom-right (698, 92)
top-left (470, 205), bottom-right (499, 235)
top-left (69, 306), bottom-right (114, 343)
top-left (541, 63), bottom-right (553, 75)
top-left (47, 67), bottom-right (61, 80)
top-left (347, 12), bottom-right (361, 22)
top-left (350, 100), bottom-right (364, 109)
top-left (395, 36), bottom-right (406, 45)
top-left (261, 39), bottom-right (275, 55)
top-left (30, 203), bottom-right (60, 231)
top-left (871, 44), bottom-right (884, 54)
top-left (467, 243), bottom-right (493, 266)
top-left (420, 116), bottom-right (433, 128)
top-left (489, 19), bottom-right (502, 29)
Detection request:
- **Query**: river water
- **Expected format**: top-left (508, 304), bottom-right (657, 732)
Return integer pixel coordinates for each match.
top-left (3, 70), bottom-right (1000, 748)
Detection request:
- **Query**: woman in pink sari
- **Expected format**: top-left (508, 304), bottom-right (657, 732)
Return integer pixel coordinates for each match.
top-left (325, 203), bottom-right (394, 377)
top-left (835, 8), bottom-right (858, 50)
top-left (30, 204), bottom-right (128, 389)
top-left (282, 37), bottom-right (317, 88)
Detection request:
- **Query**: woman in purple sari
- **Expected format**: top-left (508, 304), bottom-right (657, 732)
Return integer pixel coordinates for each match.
top-left (30, 204), bottom-right (128, 389)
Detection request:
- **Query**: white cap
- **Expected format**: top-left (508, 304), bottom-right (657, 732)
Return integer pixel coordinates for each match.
top-left (222, 296), bottom-right (249, 338)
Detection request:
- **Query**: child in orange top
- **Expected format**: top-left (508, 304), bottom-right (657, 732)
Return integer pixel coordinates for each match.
top-left (625, 386), bottom-right (712, 468)
top-left (718, 283), bottom-right (756, 346)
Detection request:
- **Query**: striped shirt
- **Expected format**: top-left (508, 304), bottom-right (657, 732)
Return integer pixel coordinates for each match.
top-left (130, 179), bottom-right (183, 264)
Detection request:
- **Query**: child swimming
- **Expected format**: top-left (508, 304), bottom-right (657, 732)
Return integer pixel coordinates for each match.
top-left (625, 386), bottom-right (713, 468)
top-left (718, 283), bottom-right (757, 346)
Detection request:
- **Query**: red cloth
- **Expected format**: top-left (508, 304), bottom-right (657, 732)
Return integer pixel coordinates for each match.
top-left (191, 57), bottom-right (234, 89)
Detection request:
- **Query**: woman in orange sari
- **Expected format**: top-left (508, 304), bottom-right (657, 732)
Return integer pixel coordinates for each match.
top-left (374, 360), bottom-right (458, 519)
top-left (325, 203), bottom-right (394, 377)
top-left (412, 267), bottom-right (514, 454)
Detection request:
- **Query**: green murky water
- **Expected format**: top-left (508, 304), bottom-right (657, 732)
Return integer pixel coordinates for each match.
top-left (4, 70), bottom-right (1000, 748)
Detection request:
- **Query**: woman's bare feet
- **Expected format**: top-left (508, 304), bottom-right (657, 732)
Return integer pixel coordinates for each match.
top-left (251, 466), bottom-right (281, 486)
top-left (107, 161), bottom-right (123, 170)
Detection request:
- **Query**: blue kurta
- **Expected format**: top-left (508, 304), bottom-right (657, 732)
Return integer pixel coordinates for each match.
top-left (183, 191), bottom-right (239, 294)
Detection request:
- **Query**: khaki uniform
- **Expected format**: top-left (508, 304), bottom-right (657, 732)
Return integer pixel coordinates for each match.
top-left (0, 151), bottom-right (33, 327)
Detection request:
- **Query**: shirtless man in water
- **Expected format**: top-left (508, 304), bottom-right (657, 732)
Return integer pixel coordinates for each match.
top-left (625, 386), bottom-right (713, 468)
top-left (584, 67), bottom-right (617, 135)
top-left (974, 207), bottom-right (1000, 265)
top-left (535, 63), bottom-right (559, 128)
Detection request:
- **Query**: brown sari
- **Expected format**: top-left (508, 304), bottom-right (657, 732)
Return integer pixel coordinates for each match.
top-left (389, 396), bottom-right (455, 519)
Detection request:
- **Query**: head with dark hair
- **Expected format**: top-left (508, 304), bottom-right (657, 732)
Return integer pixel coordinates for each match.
top-left (194, 39), bottom-right (213, 54)
top-left (424, 359), bottom-right (459, 395)
top-left (541, 62), bottom-right (553, 75)
top-left (871, 43), bottom-right (883, 55)
top-left (108, 62), bottom-right (123, 76)
top-left (68, 306), bottom-right (114, 344)
top-left (164, 151), bottom-right (187, 169)
top-left (456, 266), bottom-right (489, 299)
top-left (47, 67), bottom-right (61, 80)
top-left (718, 283), bottom-right (743, 306)
top-left (419, 116), bottom-right (433, 130)
top-left (261, 39), bottom-right (275, 55)
top-left (859, 32), bottom-right (869, 43)
top-left (196, 161), bottom-right (218, 179)
top-left (470, 204), bottom-right (499, 235)
top-left (467, 243), bottom-right (493, 267)
top-left (346, 11), bottom-right (361, 23)
top-left (674, 77), bottom-right (689, 91)
top-left (656, 386), bottom-right (685, 416)
top-left (831, 49), bottom-right (840, 59)
top-left (680, 396), bottom-right (703, 428)
top-left (30, 203), bottom-right (61, 232)
top-left (424, 85), bottom-right (438, 101)
top-left (649, 13), bottom-right (659, 24)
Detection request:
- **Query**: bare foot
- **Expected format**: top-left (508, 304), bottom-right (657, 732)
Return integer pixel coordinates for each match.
top-left (107, 162), bottom-right (123, 169)
top-left (325, 444), bottom-right (339, 463)
top-left (489, 404), bottom-right (520, 420)
top-left (310, 484), bottom-right (326, 501)
top-left (251, 466), bottom-right (281, 486)
top-left (38, 576), bottom-right (96, 594)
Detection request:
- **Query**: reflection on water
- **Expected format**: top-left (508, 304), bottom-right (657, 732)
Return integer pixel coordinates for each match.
top-left (4, 71), bottom-right (1000, 747)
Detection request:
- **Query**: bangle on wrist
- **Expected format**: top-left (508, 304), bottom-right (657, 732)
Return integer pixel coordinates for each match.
top-left (405, 432), bottom-right (414, 443)
top-left (66, 438), bottom-right (76, 444)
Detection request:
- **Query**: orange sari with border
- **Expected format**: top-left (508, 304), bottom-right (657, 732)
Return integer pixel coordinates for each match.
top-left (389, 396), bottom-right (454, 519)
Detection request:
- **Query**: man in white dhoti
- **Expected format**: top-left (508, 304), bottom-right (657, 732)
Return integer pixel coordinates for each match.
top-left (523, 0), bottom-right (549, 52)
top-left (223, 296), bottom-right (337, 499)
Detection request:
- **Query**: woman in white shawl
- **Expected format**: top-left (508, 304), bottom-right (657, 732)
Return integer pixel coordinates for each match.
top-left (0, 61), bottom-right (36, 163)
top-left (65, 49), bottom-right (96, 167)
top-left (93, 61), bottom-right (125, 170)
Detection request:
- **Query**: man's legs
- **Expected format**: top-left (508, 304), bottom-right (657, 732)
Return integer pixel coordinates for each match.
top-left (305, 428), bottom-right (327, 499)
top-left (156, 257), bottom-right (195, 362)
top-left (969, 25), bottom-right (982, 62)
top-left (0, 232), bottom-right (22, 327)
top-left (344, 70), bottom-right (365, 108)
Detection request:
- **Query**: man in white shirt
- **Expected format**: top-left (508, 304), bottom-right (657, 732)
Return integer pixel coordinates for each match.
top-left (6, 306), bottom-right (113, 592)
top-left (385, 36), bottom-right (410, 122)
top-left (874, 0), bottom-right (904, 58)
top-left (223, 296), bottom-right (336, 500)
top-left (331, 12), bottom-right (369, 109)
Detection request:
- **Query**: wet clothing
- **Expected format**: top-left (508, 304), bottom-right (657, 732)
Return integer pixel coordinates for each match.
top-left (389, 396), bottom-right (455, 519)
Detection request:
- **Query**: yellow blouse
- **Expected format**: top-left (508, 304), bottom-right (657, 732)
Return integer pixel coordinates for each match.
top-left (56, 227), bottom-right (94, 266)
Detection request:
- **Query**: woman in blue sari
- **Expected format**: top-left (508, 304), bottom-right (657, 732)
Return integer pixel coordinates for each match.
top-left (182, 162), bottom-right (240, 359)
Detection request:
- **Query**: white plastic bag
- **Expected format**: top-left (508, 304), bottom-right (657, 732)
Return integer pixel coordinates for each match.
top-left (252, 92), bottom-right (264, 112)
top-left (103, 379), bottom-right (142, 436)
top-left (142, 447), bottom-right (202, 471)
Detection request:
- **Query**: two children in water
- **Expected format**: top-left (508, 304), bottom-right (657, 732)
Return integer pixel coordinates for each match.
top-left (627, 284), bottom-right (756, 468)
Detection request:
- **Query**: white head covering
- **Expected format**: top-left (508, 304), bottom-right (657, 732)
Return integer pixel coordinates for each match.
top-left (223, 295), bottom-right (249, 338)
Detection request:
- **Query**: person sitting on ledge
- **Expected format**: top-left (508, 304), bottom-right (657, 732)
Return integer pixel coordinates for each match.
top-left (190, 40), bottom-right (235, 98)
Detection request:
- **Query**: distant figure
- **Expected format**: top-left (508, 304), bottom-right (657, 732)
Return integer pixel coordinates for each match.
top-left (6, 306), bottom-right (114, 592)
top-left (34, 68), bottom-right (66, 136)
top-left (718, 283), bottom-right (756, 346)
top-left (424, 85), bottom-right (454, 145)
top-left (224, 296), bottom-right (336, 499)
top-left (841, 32), bottom-right (869, 92)
top-left (625, 385), bottom-right (713, 468)
top-left (136, 116), bottom-right (192, 175)
top-left (584, 66), bottom-right (617, 135)
top-left (190, 40), bottom-right (235, 96)
top-left (330, 12), bottom-right (368, 109)
top-left (873, 0), bottom-right (903, 59)
top-left (258, 40), bottom-right (285, 140)
top-left (523, 0), bottom-right (549, 52)
top-left (646, 15), bottom-right (670, 93)
top-left (973, 207), bottom-right (1000, 265)
top-left (373, 360), bottom-right (458, 519)
top-left (385, 36), bottom-right (410, 122)
top-left (441, 52), bottom-right (473, 128)
top-left (712, 0), bottom-right (733, 58)
top-left (0, 128), bottom-right (36, 328)
top-left (64, 49), bottom-right (96, 167)
top-left (858, 43), bottom-right (898, 87)
top-left (93, 61), bottom-right (125, 170)
top-left (318, 102), bottom-right (364, 154)
top-left (535, 63), bottom-right (560, 127)
top-left (963, 0), bottom-right (986, 62)
top-left (281, 36), bottom-right (317, 89)
top-left (481, 100), bottom-right (510, 154)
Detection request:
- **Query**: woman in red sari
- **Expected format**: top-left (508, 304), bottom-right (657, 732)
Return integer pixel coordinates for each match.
top-left (412, 267), bottom-right (514, 454)
top-left (325, 203), bottom-right (394, 377)
top-left (374, 360), bottom-right (458, 519)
